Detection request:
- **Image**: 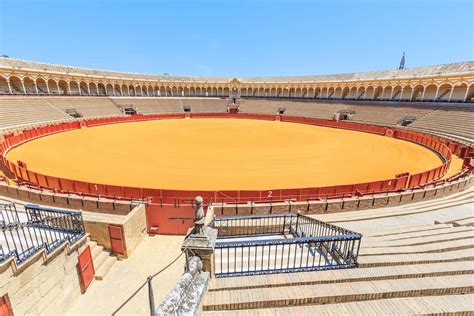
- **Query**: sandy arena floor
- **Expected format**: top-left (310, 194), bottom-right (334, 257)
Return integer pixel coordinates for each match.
top-left (6, 118), bottom-right (449, 190)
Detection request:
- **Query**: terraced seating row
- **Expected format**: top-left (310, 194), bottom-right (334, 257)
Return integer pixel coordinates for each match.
top-left (46, 97), bottom-right (123, 118)
top-left (110, 97), bottom-right (228, 114)
top-left (201, 187), bottom-right (474, 314)
top-left (0, 97), bottom-right (71, 130)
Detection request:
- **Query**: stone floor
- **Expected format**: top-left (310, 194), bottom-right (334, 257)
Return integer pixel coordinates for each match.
top-left (66, 234), bottom-right (185, 316)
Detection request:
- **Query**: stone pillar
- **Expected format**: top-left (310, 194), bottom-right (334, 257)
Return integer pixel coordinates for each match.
top-left (181, 196), bottom-right (217, 276)
top-left (6, 80), bottom-right (12, 94)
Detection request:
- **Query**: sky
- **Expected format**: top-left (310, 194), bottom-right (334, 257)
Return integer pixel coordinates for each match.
top-left (0, 0), bottom-right (472, 77)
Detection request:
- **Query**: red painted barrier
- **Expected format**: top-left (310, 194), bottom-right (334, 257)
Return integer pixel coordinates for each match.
top-left (0, 113), bottom-right (465, 205)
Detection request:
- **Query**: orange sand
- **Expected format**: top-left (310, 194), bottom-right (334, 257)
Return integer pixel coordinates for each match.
top-left (6, 118), bottom-right (449, 190)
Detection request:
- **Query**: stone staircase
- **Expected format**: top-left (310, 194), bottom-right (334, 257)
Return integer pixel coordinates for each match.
top-left (88, 239), bottom-right (117, 281)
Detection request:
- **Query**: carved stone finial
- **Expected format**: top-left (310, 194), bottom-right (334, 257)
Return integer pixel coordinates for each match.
top-left (194, 196), bottom-right (205, 235)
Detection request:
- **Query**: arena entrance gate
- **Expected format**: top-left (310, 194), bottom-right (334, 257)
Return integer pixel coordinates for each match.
top-left (146, 199), bottom-right (195, 235)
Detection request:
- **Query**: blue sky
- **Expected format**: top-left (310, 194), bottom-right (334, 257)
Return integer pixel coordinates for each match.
top-left (0, 0), bottom-right (472, 77)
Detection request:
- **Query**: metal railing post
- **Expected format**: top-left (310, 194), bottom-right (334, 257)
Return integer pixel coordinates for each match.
top-left (147, 276), bottom-right (155, 316)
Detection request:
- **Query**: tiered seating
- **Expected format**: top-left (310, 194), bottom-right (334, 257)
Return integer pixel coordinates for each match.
top-left (46, 97), bottom-right (123, 118)
top-left (201, 188), bottom-right (474, 314)
top-left (0, 97), bottom-right (71, 129)
top-left (409, 107), bottom-right (474, 140)
top-left (347, 104), bottom-right (437, 126)
top-left (110, 97), bottom-right (228, 114)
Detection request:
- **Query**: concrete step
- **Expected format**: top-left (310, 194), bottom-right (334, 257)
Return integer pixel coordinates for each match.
top-left (202, 275), bottom-right (474, 311)
top-left (95, 256), bottom-right (117, 281)
top-left (201, 294), bottom-right (474, 315)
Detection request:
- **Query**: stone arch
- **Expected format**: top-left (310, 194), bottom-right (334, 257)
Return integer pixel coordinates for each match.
top-left (23, 77), bottom-right (36, 94)
top-left (449, 83), bottom-right (468, 102)
top-left (0, 76), bottom-right (9, 94)
top-left (422, 84), bottom-right (437, 101)
top-left (114, 84), bottom-right (122, 96)
top-left (411, 85), bottom-right (424, 101)
top-left (465, 84), bottom-right (474, 102)
top-left (47, 79), bottom-right (59, 94)
top-left (57, 80), bottom-right (69, 95)
top-left (341, 87), bottom-right (350, 99)
top-left (128, 85), bottom-right (135, 96)
top-left (347, 87), bottom-right (358, 99)
top-left (435, 83), bottom-right (453, 102)
top-left (381, 86), bottom-right (392, 100)
top-left (333, 87), bottom-right (342, 99)
top-left (363, 86), bottom-right (374, 100)
top-left (80, 82), bottom-right (89, 95)
top-left (69, 81), bottom-right (80, 95)
top-left (36, 78), bottom-right (48, 94)
top-left (373, 86), bottom-right (384, 100)
top-left (87, 82), bottom-right (97, 95)
top-left (391, 85), bottom-right (403, 101)
top-left (9, 76), bottom-right (24, 94)
top-left (400, 85), bottom-right (413, 101)
top-left (104, 83), bottom-right (113, 96)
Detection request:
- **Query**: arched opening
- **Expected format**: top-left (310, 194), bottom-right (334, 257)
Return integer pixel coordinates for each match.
top-left (80, 82), bottom-right (89, 95)
top-left (96, 83), bottom-right (106, 95)
top-left (364, 87), bottom-right (374, 100)
top-left (333, 87), bottom-right (342, 99)
top-left (391, 85), bottom-right (403, 101)
top-left (436, 83), bottom-right (452, 102)
top-left (381, 86), bottom-right (392, 100)
top-left (341, 87), bottom-right (350, 99)
top-left (319, 87), bottom-right (327, 99)
top-left (400, 85), bottom-right (413, 101)
top-left (148, 86), bottom-right (154, 97)
top-left (105, 84), bottom-right (114, 96)
top-left (411, 85), bottom-right (424, 101)
top-left (88, 82), bottom-right (98, 95)
top-left (465, 84), bottom-right (474, 102)
top-left (128, 85), bottom-right (135, 96)
top-left (121, 85), bottom-right (128, 96)
top-left (422, 84), bottom-right (437, 101)
top-left (0, 76), bottom-right (9, 94)
top-left (159, 86), bottom-right (166, 97)
top-left (450, 83), bottom-right (468, 102)
top-left (356, 87), bottom-right (365, 99)
top-left (313, 88), bottom-right (320, 98)
top-left (69, 81), bottom-right (80, 95)
top-left (347, 87), bottom-right (357, 99)
top-left (373, 86), bottom-right (383, 100)
top-left (48, 79), bottom-right (59, 94)
top-left (326, 87), bottom-right (335, 99)
top-left (23, 77), bottom-right (36, 94)
top-left (114, 84), bottom-right (122, 96)
top-left (223, 88), bottom-right (229, 97)
top-left (141, 85), bottom-right (147, 96)
top-left (9, 76), bottom-right (24, 94)
top-left (36, 78), bottom-right (48, 94)
top-left (58, 80), bottom-right (69, 95)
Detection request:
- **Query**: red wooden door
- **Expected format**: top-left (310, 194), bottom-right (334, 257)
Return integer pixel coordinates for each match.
top-left (146, 201), bottom-right (194, 235)
top-left (0, 296), bottom-right (11, 316)
top-left (78, 245), bottom-right (95, 292)
top-left (108, 224), bottom-right (126, 255)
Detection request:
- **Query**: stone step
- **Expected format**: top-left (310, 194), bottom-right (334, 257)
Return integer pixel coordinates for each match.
top-left (95, 256), bottom-right (117, 281)
top-left (365, 226), bottom-right (473, 242)
top-left (359, 238), bottom-right (473, 256)
top-left (201, 294), bottom-right (474, 315)
top-left (93, 250), bottom-right (110, 271)
top-left (202, 275), bottom-right (474, 311)
top-left (358, 248), bottom-right (474, 267)
top-left (208, 261), bottom-right (474, 292)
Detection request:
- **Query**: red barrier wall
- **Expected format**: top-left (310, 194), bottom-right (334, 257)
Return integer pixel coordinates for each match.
top-left (0, 113), bottom-right (464, 205)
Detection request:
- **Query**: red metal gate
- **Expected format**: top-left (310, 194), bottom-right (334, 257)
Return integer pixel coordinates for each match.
top-left (78, 245), bottom-right (95, 292)
top-left (108, 224), bottom-right (126, 255)
top-left (146, 201), bottom-right (194, 235)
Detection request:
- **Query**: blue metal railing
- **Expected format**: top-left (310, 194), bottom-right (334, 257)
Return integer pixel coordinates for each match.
top-left (0, 203), bottom-right (85, 264)
top-left (212, 213), bottom-right (362, 277)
